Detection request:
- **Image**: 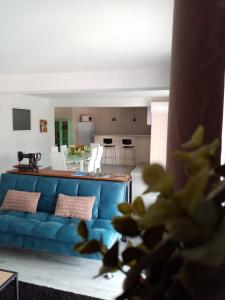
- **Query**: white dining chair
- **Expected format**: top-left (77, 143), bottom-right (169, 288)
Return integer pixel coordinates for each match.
top-left (89, 143), bottom-right (100, 162)
top-left (90, 143), bottom-right (100, 150)
top-left (84, 147), bottom-right (98, 172)
top-left (94, 145), bottom-right (103, 173)
top-left (60, 145), bottom-right (68, 153)
top-left (51, 146), bottom-right (59, 152)
top-left (51, 152), bottom-right (67, 170)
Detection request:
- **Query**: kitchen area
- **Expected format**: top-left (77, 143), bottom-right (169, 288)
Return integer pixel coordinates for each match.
top-left (54, 106), bottom-right (151, 168)
top-left (54, 102), bottom-right (168, 200)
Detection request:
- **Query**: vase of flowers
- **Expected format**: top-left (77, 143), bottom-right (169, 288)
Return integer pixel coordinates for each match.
top-left (67, 145), bottom-right (90, 157)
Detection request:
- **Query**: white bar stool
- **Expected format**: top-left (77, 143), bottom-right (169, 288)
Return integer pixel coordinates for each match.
top-left (122, 138), bottom-right (136, 166)
top-left (103, 138), bottom-right (116, 164)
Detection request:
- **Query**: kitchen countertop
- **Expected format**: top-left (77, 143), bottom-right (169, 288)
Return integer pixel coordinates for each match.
top-left (94, 134), bottom-right (150, 137)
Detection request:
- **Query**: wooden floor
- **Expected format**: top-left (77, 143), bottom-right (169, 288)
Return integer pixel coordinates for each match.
top-left (0, 247), bottom-right (125, 300)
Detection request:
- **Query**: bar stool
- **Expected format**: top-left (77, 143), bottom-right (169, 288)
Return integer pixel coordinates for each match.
top-left (103, 138), bottom-right (116, 164)
top-left (122, 138), bottom-right (136, 166)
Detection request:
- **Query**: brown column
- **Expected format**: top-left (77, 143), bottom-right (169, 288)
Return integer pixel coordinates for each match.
top-left (167, 0), bottom-right (225, 189)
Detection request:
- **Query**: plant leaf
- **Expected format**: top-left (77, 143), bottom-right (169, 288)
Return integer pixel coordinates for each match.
top-left (182, 218), bottom-right (225, 266)
top-left (182, 126), bottom-right (204, 150)
top-left (174, 150), bottom-right (191, 162)
top-left (142, 164), bottom-right (173, 198)
top-left (185, 157), bottom-right (209, 176)
top-left (143, 164), bottom-right (165, 186)
top-left (139, 200), bottom-right (180, 229)
top-left (167, 217), bottom-right (206, 245)
top-left (132, 197), bottom-right (146, 217)
top-left (103, 241), bottom-right (119, 268)
top-left (142, 226), bottom-right (164, 250)
top-left (77, 220), bottom-right (88, 240)
top-left (192, 200), bottom-right (218, 233)
top-left (182, 166), bottom-right (209, 214)
top-left (208, 138), bottom-right (219, 156)
top-left (75, 240), bottom-right (102, 254)
top-left (74, 242), bottom-right (84, 252)
top-left (122, 247), bottom-right (146, 264)
top-left (118, 203), bottom-right (133, 215)
top-left (94, 265), bottom-right (117, 278)
top-left (188, 139), bottom-right (219, 162)
top-left (112, 216), bottom-right (140, 237)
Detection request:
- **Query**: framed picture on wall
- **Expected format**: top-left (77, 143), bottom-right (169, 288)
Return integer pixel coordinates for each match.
top-left (12, 108), bottom-right (31, 130)
top-left (40, 119), bottom-right (48, 133)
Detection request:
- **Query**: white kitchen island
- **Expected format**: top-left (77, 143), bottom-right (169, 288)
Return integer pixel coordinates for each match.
top-left (94, 134), bottom-right (151, 165)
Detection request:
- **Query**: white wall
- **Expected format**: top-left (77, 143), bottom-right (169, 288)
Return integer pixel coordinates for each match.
top-left (55, 107), bottom-right (73, 120)
top-left (0, 94), bottom-right (54, 173)
top-left (150, 101), bottom-right (169, 166)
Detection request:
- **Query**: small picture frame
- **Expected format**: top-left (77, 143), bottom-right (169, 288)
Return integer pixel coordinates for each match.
top-left (40, 119), bottom-right (48, 133)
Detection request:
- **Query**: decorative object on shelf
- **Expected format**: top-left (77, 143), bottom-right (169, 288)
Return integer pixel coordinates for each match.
top-left (80, 115), bottom-right (93, 122)
top-left (132, 108), bottom-right (137, 122)
top-left (75, 126), bottom-right (225, 300)
top-left (67, 145), bottom-right (90, 156)
top-left (66, 145), bottom-right (91, 172)
top-left (112, 109), bottom-right (117, 122)
top-left (14, 151), bottom-right (41, 171)
top-left (40, 119), bottom-right (48, 133)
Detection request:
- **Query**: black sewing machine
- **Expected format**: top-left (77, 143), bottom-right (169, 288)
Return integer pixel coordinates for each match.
top-left (14, 151), bottom-right (42, 171)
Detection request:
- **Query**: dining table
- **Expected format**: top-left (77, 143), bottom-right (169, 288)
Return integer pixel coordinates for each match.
top-left (65, 152), bottom-right (90, 172)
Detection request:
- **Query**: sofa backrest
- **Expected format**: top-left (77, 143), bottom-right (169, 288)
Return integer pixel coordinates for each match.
top-left (0, 173), bottom-right (127, 220)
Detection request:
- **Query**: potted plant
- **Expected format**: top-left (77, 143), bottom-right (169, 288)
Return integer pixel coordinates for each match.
top-left (75, 126), bottom-right (225, 300)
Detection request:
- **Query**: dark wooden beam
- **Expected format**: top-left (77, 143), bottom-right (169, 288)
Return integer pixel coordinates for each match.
top-left (167, 0), bottom-right (225, 189)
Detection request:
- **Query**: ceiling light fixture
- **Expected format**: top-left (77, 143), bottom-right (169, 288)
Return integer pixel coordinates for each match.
top-left (132, 108), bottom-right (137, 122)
top-left (112, 110), bottom-right (117, 121)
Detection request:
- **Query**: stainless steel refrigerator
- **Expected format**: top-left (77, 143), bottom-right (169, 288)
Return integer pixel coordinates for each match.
top-left (77, 122), bottom-right (94, 145)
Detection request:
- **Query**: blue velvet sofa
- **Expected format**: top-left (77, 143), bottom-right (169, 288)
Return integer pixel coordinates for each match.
top-left (0, 173), bottom-right (127, 259)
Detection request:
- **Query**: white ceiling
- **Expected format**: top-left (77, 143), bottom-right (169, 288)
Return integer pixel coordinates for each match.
top-left (33, 89), bottom-right (169, 99)
top-left (29, 88), bottom-right (169, 107)
top-left (0, 0), bottom-right (174, 75)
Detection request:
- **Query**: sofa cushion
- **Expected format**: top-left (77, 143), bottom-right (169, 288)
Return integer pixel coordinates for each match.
top-left (2, 190), bottom-right (40, 213)
top-left (55, 194), bottom-right (95, 220)
top-left (0, 210), bottom-right (119, 247)
top-left (35, 177), bottom-right (59, 214)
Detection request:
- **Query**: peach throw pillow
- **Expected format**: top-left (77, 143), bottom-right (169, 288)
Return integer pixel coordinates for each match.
top-left (2, 190), bottom-right (41, 213)
top-left (55, 194), bottom-right (95, 220)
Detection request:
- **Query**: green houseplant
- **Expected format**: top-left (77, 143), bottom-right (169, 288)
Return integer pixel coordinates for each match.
top-left (75, 126), bottom-right (225, 300)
